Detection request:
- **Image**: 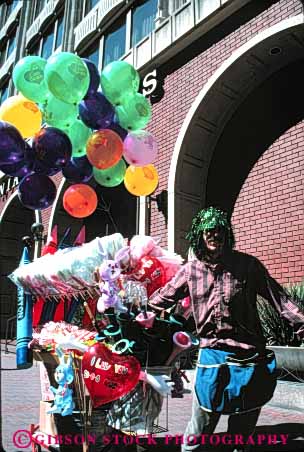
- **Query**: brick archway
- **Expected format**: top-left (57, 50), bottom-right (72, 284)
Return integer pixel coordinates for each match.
top-left (168, 15), bottom-right (304, 263)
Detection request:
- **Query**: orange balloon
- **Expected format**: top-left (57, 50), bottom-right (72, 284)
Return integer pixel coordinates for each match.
top-left (124, 164), bottom-right (159, 196)
top-left (63, 184), bottom-right (98, 218)
top-left (86, 129), bottom-right (123, 169)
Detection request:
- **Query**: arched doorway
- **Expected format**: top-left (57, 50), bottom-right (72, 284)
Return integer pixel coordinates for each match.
top-left (168, 15), bottom-right (304, 260)
top-left (0, 193), bottom-right (36, 337)
top-left (51, 179), bottom-right (138, 245)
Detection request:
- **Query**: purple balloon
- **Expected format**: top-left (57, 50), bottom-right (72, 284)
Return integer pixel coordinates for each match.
top-left (62, 158), bottom-right (93, 183)
top-left (18, 174), bottom-right (57, 210)
top-left (71, 155), bottom-right (92, 171)
top-left (108, 118), bottom-right (128, 141)
top-left (0, 120), bottom-right (25, 165)
top-left (31, 127), bottom-right (72, 174)
top-left (0, 159), bottom-right (33, 178)
top-left (79, 91), bottom-right (114, 130)
top-left (83, 59), bottom-right (100, 97)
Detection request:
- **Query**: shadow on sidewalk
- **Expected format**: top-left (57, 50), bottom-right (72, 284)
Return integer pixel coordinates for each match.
top-left (106, 423), bottom-right (304, 452)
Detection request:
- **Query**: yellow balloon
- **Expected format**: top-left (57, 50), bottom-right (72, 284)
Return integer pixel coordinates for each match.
top-left (0, 95), bottom-right (42, 138)
top-left (124, 164), bottom-right (159, 196)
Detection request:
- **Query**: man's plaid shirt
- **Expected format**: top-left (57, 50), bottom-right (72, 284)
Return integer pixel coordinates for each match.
top-left (150, 250), bottom-right (304, 351)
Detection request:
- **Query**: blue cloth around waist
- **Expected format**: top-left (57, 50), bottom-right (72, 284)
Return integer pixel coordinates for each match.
top-left (195, 348), bottom-right (277, 414)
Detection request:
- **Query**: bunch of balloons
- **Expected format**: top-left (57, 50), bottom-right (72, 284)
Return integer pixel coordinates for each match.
top-left (0, 53), bottom-right (159, 217)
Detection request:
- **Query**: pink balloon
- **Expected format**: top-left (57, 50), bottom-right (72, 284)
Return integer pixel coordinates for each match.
top-left (181, 296), bottom-right (191, 309)
top-left (123, 130), bottom-right (158, 166)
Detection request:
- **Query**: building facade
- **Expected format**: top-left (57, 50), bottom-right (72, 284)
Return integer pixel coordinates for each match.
top-left (0, 0), bottom-right (303, 335)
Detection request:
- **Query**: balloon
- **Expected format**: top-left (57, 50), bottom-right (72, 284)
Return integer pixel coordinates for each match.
top-left (18, 174), bottom-right (57, 210)
top-left (31, 127), bottom-right (72, 174)
top-left (115, 93), bottom-right (151, 131)
top-left (63, 119), bottom-right (91, 158)
top-left (0, 95), bottom-right (42, 138)
top-left (79, 91), bottom-right (114, 130)
top-left (82, 343), bottom-right (141, 407)
top-left (93, 159), bottom-right (126, 187)
top-left (181, 297), bottom-right (191, 309)
top-left (123, 130), bottom-right (158, 166)
top-left (45, 52), bottom-right (90, 104)
top-left (86, 129), bottom-right (123, 169)
top-left (63, 184), bottom-right (98, 218)
top-left (0, 157), bottom-right (33, 178)
top-left (82, 58), bottom-right (100, 97)
top-left (42, 95), bottom-right (78, 129)
top-left (71, 155), bottom-right (92, 170)
top-left (0, 120), bottom-right (25, 165)
top-left (108, 119), bottom-right (128, 141)
top-left (132, 256), bottom-right (165, 297)
top-left (62, 158), bottom-right (93, 183)
top-left (100, 61), bottom-right (140, 106)
top-left (12, 56), bottom-right (48, 103)
top-left (124, 164), bottom-right (158, 196)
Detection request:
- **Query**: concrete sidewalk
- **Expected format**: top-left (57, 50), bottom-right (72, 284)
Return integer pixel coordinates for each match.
top-left (1, 343), bottom-right (304, 452)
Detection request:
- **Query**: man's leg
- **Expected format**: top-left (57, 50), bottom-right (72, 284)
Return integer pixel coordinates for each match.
top-left (227, 408), bottom-right (261, 452)
top-left (181, 391), bottom-right (220, 452)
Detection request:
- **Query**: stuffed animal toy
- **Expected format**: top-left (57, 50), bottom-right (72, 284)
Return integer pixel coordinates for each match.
top-left (96, 260), bottom-right (127, 313)
top-left (47, 347), bottom-right (75, 417)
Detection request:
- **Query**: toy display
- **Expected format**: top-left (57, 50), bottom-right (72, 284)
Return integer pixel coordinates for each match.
top-left (9, 228), bottom-right (198, 450)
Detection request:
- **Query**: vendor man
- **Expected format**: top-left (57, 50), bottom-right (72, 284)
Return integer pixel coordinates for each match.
top-left (149, 207), bottom-right (304, 452)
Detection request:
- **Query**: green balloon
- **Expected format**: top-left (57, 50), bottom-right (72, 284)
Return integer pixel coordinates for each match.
top-left (116, 93), bottom-right (151, 131)
top-left (64, 119), bottom-right (91, 158)
top-left (93, 159), bottom-right (126, 187)
top-left (42, 95), bottom-right (78, 129)
top-left (12, 56), bottom-right (48, 103)
top-left (45, 52), bottom-right (90, 104)
top-left (100, 61), bottom-right (140, 106)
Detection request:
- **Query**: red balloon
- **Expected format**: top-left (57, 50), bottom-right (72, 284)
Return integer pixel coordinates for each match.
top-left (132, 255), bottom-right (165, 297)
top-left (63, 184), bottom-right (97, 218)
top-left (86, 129), bottom-right (123, 169)
top-left (82, 343), bottom-right (141, 407)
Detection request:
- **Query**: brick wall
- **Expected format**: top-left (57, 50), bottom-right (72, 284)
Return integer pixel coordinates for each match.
top-left (232, 121), bottom-right (304, 284)
top-left (147, 0), bottom-right (303, 284)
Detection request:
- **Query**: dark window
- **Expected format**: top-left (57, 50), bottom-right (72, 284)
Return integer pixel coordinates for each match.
top-left (103, 18), bottom-right (126, 68)
top-left (82, 42), bottom-right (100, 68)
top-left (6, 31), bottom-right (17, 59)
top-left (0, 47), bottom-right (6, 66)
top-left (41, 25), bottom-right (55, 59)
top-left (85, 0), bottom-right (100, 15)
top-left (54, 15), bottom-right (64, 49)
top-left (131, 0), bottom-right (157, 47)
top-left (6, 0), bottom-right (19, 19)
top-left (34, 0), bottom-right (47, 18)
top-left (0, 80), bottom-right (10, 104)
top-left (27, 40), bottom-right (41, 56)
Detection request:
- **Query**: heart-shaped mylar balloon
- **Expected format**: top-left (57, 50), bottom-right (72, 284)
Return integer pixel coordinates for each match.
top-left (82, 343), bottom-right (141, 407)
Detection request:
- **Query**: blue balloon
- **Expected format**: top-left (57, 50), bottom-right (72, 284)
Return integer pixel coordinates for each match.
top-left (0, 159), bottom-right (33, 178)
top-left (62, 158), bottom-right (93, 183)
top-left (71, 155), bottom-right (92, 171)
top-left (79, 91), bottom-right (114, 130)
top-left (83, 58), bottom-right (100, 97)
top-left (18, 174), bottom-right (57, 210)
top-left (108, 117), bottom-right (128, 141)
top-left (31, 127), bottom-right (72, 175)
top-left (0, 120), bottom-right (25, 165)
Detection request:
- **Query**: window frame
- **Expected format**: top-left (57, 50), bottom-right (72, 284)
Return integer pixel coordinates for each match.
top-left (102, 16), bottom-right (127, 69)
top-left (131, 0), bottom-right (158, 48)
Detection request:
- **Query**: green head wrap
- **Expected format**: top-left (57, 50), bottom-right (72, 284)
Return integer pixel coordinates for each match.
top-left (186, 207), bottom-right (235, 258)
